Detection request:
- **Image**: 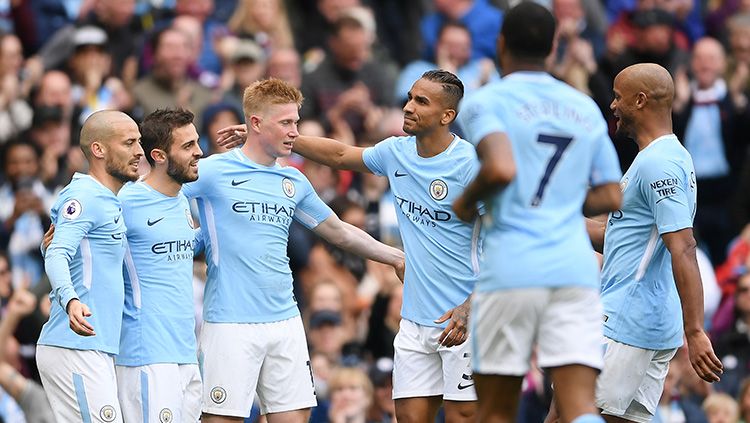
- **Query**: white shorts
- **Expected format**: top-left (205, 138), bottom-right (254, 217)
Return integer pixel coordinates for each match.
top-left (116, 363), bottom-right (202, 423)
top-left (471, 287), bottom-right (604, 376)
top-left (596, 337), bottom-right (677, 423)
top-left (199, 316), bottom-right (317, 417)
top-left (392, 319), bottom-right (477, 401)
top-left (37, 345), bottom-right (123, 423)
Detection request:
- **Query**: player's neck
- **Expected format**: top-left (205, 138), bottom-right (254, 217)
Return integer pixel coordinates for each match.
top-left (635, 118), bottom-right (673, 150)
top-left (240, 142), bottom-right (276, 167)
top-left (144, 170), bottom-right (181, 197)
top-left (415, 130), bottom-right (454, 158)
top-left (89, 166), bottom-right (125, 194)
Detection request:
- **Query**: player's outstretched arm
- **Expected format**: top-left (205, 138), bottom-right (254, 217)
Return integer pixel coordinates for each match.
top-left (662, 228), bottom-right (723, 382)
top-left (293, 135), bottom-right (371, 173)
top-left (583, 182), bottom-right (622, 217)
top-left (312, 214), bottom-right (405, 282)
top-left (453, 132), bottom-right (515, 222)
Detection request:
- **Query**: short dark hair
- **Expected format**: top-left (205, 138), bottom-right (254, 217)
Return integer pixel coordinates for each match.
top-left (437, 21), bottom-right (471, 42)
top-left (140, 109), bottom-right (195, 166)
top-left (501, 2), bottom-right (556, 62)
top-left (421, 69), bottom-right (464, 110)
top-left (1, 138), bottom-right (41, 172)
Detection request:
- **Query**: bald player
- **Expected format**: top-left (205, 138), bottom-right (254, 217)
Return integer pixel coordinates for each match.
top-left (36, 110), bottom-right (143, 423)
top-left (589, 63), bottom-right (723, 422)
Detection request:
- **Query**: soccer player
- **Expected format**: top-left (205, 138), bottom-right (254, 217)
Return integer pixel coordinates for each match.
top-left (452, 3), bottom-right (623, 423)
top-left (217, 70), bottom-right (481, 423)
top-left (590, 63), bottom-right (723, 422)
top-left (115, 109), bottom-right (204, 423)
top-left (182, 78), bottom-right (405, 423)
top-left (36, 110), bottom-right (143, 423)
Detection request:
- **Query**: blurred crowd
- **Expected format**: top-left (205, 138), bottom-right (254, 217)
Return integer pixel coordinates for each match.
top-left (2, 0), bottom-right (750, 422)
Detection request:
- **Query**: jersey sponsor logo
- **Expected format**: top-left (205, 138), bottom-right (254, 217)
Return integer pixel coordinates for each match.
top-left (232, 201), bottom-right (294, 225)
top-left (210, 386), bottom-right (227, 404)
top-left (147, 217), bottom-right (165, 226)
top-left (151, 239), bottom-right (195, 261)
top-left (394, 195), bottom-right (451, 227)
top-left (100, 405), bottom-right (117, 422)
top-left (185, 209), bottom-right (195, 229)
top-left (650, 177), bottom-right (680, 202)
top-left (282, 178), bottom-right (295, 197)
top-left (62, 199), bottom-right (82, 220)
top-left (231, 178), bottom-right (251, 186)
top-left (429, 179), bottom-right (448, 201)
top-left (608, 210), bottom-right (623, 226)
top-left (394, 170), bottom-right (408, 178)
top-left (159, 408), bottom-right (173, 423)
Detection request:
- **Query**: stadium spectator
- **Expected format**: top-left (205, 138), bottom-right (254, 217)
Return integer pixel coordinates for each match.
top-left (0, 33), bottom-right (32, 144)
top-left (703, 393), bottom-right (740, 423)
top-left (420, 0), bottom-right (503, 62)
top-left (227, 0), bottom-right (294, 54)
top-left (133, 28), bottom-right (213, 130)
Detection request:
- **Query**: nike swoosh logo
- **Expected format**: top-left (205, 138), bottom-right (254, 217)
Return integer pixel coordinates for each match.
top-left (114, 216), bottom-right (120, 223)
top-left (111, 234), bottom-right (123, 240)
top-left (457, 383), bottom-right (475, 390)
top-left (394, 170), bottom-right (408, 178)
top-left (147, 217), bottom-right (164, 226)
top-left (231, 179), bottom-right (251, 186)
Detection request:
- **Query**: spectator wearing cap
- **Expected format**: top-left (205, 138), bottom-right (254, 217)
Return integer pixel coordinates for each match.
top-left (367, 357), bottom-right (397, 423)
top-left (220, 38), bottom-right (267, 107)
top-left (33, 0), bottom-right (141, 87)
top-left (133, 27), bottom-right (213, 129)
top-left (307, 309), bottom-right (347, 364)
top-left (200, 101), bottom-right (243, 155)
top-left (66, 26), bottom-right (133, 121)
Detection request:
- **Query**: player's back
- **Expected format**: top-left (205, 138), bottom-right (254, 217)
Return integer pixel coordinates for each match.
top-left (38, 173), bottom-right (127, 354)
top-left (117, 181), bottom-right (198, 366)
top-left (459, 72), bottom-right (621, 291)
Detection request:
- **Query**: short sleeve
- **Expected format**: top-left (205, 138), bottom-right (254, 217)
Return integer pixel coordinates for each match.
top-left (457, 93), bottom-right (507, 147)
top-left (362, 137), bottom-right (394, 176)
top-left (639, 158), bottom-right (693, 235)
top-left (589, 124), bottom-right (622, 186)
top-left (293, 177), bottom-right (334, 229)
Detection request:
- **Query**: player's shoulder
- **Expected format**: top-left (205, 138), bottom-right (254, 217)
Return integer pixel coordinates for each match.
top-left (58, 173), bottom-right (113, 204)
top-left (117, 180), bottom-right (148, 201)
top-left (449, 136), bottom-right (479, 160)
top-left (375, 135), bottom-right (412, 149)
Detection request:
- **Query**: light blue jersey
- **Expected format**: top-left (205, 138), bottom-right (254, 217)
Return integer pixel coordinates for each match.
top-left (363, 135), bottom-right (481, 327)
top-left (601, 135), bottom-right (696, 350)
top-left (38, 173), bottom-right (126, 354)
top-left (182, 149), bottom-right (333, 323)
top-left (458, 72), bottom-right (622, 292)
top-left (117, 182), bottom-right (203, 366)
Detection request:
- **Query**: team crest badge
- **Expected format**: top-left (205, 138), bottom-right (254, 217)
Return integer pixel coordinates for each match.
top-left (62, 199), bottom-right (82, 220)
top-left (620, 177), bottom-right (629, 192)
top-left (429, 179), bottom-right (448, 201)
top-left (185, 209), bottom-right (195, 229)
top-left (211, 386), bottom-right (227, 404)
top-left (100, 405), bottom-right (117, 422)
top-left (159, 408), bottom-right (173, 423)
top-left (282, 178), bottom-right (295, 197)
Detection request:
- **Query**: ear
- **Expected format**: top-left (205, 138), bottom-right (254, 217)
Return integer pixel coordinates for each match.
top-left (90, 141), bottom-right (106, 159)
top-left (441, 109), bottom-right (457, 126)
top-left (249, 115), bottom-right (262, 133)
top-left (635, 92), bottom-right (648, 110)
top-left (150, 148), bottom-right (167, 165)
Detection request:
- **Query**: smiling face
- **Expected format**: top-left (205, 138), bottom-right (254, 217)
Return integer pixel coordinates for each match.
top-left (165, 124), bottom-right (202, 183)
top-left (255, 102), bottom-right (300, 161)
top-left (610, 72), bottom-right (638, 140)
top-left (402, 78), bottom-right (454, 136)
top-left (104, 117), bottom-right (144, 183)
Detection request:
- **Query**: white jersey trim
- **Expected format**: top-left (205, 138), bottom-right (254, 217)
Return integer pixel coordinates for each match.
top-left (81, 237), bottom-right (92, 290)
top-left (123, 242), bottom-right (141, 308)
top-left (203, 199), bottom-right (220, 266)
top-left (471, 218), bottom-right (481, 275)
top-left (635, 226), bottom-right (659, 281)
